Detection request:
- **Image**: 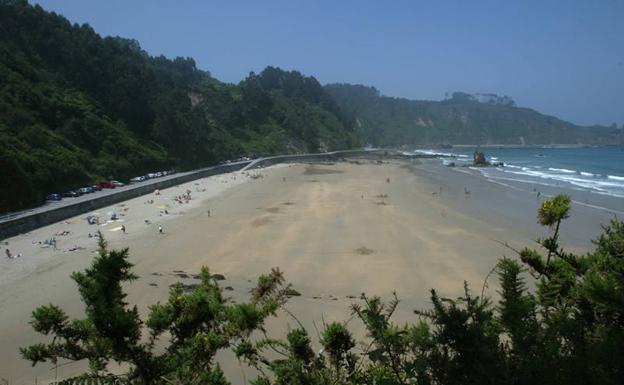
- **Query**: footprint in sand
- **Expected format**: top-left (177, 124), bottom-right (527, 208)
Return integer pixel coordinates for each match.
top-left (252, 217), bottom-right (272, 227)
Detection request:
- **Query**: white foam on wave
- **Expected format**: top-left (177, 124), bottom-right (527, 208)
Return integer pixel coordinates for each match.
top-left (483, 165), bottom-right (624, 198)
top-left (548, 167), bottom-right (576, 174)
top-left (608, 175), bottom-right (624, 181)
top-left (413, 149), bottom-right (469, 158)
top-left (485, 172), bottom-right (624, 199)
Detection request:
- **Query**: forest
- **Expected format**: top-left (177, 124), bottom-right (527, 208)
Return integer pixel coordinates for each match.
top-left (325, 84), bottom-right (622, 147)
top-left (0, 0), bottom-right (358, 212)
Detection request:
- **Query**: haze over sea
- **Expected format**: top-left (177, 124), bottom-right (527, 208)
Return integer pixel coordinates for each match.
top-left (411, 147), bottom-right (624, 199)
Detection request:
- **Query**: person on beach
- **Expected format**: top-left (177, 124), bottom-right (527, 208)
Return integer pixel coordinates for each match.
top-left (159, 225), bottom-right (163, 234)
top-left (121, 225), bottom-right (126, 234)
top-left (5, 248), bottom-right (11, 259)
top-left (207, 209), bottom-right (211, 217)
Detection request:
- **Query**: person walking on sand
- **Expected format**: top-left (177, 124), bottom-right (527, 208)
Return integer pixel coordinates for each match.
top-left (121, 225), bottom-right (126, 234)
top-left (5, 248), bottom-right (11, 259)
top-left (159, 225), bottom-right (163, 234)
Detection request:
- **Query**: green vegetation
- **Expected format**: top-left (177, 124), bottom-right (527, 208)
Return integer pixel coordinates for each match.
top-left (325, 84), bottom-right (622, 147)
top-left (22, 195), bottom-right (624, 384)
top-left (2, 0), bottom-right (621, 213)
top-left (0, 0), bottom-right (358, 212)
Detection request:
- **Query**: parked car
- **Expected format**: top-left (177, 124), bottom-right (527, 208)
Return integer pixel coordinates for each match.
top-left (46, 193), bottom-right (62, 201)
top-left (96, 181), bottom-right (115, 189)
top-left (62, 190), bottom-right (80, 198)
top-left (92, 184), bottom-right (103, 191)
top-left (111, 180), bottom-right (125, 187)
top-left (79, 186), bottom-right (94, 194)
top-left (130, 176), bottom-right (146, 183)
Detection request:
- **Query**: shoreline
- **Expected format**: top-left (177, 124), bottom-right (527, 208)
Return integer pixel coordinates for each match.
top-left (0, 158), bottom-right (619, 384)
top-left (414, 144), bottom-right (623, 149)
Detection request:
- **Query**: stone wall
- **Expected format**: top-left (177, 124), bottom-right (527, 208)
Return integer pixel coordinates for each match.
top-left (0, 163), bottom-right (246, 240)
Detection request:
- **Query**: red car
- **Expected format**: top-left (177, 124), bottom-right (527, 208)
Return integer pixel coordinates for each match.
top-left (96, 181), bottom-right (116, 189)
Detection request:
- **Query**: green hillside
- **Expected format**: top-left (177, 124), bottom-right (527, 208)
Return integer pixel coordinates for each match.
top-left (0, 0), bottom-right (358, 212)
top-left (325, 83), bottom-right (622, 147)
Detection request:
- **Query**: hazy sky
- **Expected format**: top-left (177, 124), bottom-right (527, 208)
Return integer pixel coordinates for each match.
top-left (34, 0), bottom-right (623, 126)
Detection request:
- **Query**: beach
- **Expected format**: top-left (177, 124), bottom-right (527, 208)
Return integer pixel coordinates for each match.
top-left (0, 158), bottom-right (618, 384)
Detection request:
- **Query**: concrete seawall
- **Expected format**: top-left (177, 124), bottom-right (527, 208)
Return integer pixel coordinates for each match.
top-left (0, 163), bottom-right (247, 240)
top-left (242, 149), bottom-right (377, 170)
top-left (1, 150), bottom-right (399, 240)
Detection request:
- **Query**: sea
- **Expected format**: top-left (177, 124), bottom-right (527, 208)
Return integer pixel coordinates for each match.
top-left (407, 147), bottom-right (624, 199)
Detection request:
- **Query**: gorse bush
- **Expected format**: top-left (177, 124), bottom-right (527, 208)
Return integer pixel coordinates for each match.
top-left (22, 195), bottom-right (624, 384)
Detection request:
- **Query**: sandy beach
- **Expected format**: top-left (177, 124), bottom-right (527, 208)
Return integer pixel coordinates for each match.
top-left (0, 158), bottom-right (618, 384)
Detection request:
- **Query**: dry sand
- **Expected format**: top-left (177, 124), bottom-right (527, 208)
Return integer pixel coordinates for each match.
top-left (0, 159), bottom-right (616, 384)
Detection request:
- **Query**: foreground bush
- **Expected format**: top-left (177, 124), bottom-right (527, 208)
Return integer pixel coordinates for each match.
top-left (22, 195), bottom-right (624, 384)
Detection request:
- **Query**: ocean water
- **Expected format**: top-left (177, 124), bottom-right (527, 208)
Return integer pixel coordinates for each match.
top-left (409, 147), bottom-right (624, 199)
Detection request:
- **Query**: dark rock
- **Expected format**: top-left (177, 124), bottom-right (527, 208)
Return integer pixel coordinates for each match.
top-left (169, 282), bottom-right (199, 292)
top-left (473, 150), bottom-right (487, 166)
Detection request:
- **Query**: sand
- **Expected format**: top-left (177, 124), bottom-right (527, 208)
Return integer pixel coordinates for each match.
top-left (0, 159), bottom-right (617, 384)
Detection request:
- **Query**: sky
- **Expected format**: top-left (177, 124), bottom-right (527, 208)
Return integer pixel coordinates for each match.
top-left (34, 0), bottom-right (624, 127)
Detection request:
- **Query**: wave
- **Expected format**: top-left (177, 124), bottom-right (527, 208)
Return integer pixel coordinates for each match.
top-left (413, 149), bottom-right (469, 158)
top-left (484, 166), bottom-right (624, 197)
top-left (440, 148), bottom-right (624, 199)
top-left (548, 167), bottom-right (576, 174)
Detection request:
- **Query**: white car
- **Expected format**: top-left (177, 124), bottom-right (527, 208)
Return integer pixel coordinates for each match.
top-left (111, 180), bottom-right (125, 187)
top-left (130, 176), bottom-right (145, 183)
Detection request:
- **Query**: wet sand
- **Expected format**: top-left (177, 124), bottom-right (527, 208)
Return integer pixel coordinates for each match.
top-left (0, 159), bottom-right (617, 384)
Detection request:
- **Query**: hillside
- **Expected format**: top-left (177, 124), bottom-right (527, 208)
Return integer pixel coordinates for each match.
top-left (0, 0), bottom-right (358, 212)
top-left (325, 84), bottom-right (622, 147)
